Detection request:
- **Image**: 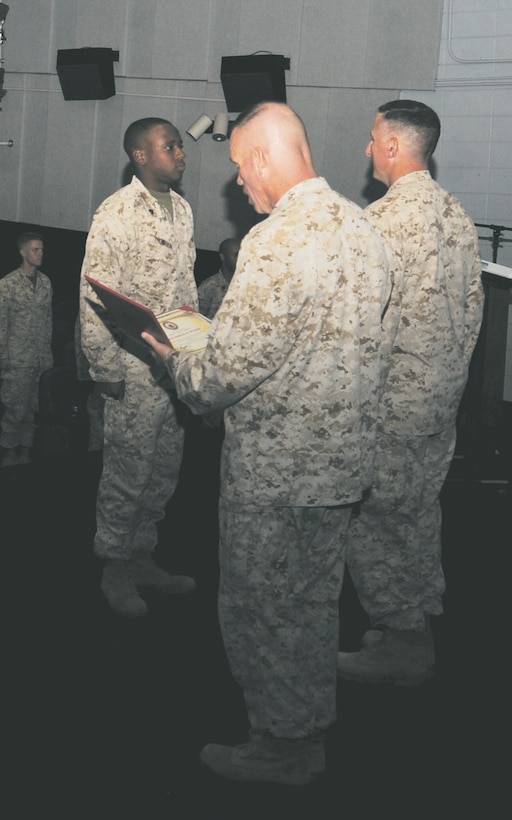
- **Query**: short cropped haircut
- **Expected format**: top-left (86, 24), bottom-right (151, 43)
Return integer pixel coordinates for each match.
top-left (378, 99), bottom-right (441, 160)
top-left (17, 232), bottom-right (43, 251)
top-left (123, 117), bottom-right (172, 160)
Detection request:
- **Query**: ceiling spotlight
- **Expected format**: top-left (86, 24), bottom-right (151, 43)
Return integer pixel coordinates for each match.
top-left (212, 112), bottom-right (229, 142)
top-left (186, 114), bottom-right (213, 141)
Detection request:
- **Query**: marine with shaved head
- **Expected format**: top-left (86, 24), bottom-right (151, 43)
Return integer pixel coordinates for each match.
top-left (144, 102), bottom-right (390, 785)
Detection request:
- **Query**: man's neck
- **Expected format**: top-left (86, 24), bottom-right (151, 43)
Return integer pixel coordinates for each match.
top-left (21, 262), bottom-right (37, 277)
top-left (388, 161), bottom-right (429, 187)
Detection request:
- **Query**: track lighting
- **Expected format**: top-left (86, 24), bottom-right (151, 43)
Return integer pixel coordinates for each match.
top-left (186, 114), bottom-right (213, 141)
top-left (212, 112), bottom-right (229, 142)
top-left (186, 112), bottom-right (231, 142)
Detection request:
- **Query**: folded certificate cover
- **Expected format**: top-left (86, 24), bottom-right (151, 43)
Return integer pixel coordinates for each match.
top-left (84, 275), bottom-right (211, 352)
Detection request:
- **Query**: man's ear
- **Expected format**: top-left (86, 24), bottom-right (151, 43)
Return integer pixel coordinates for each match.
top-left (387, 136), bottom-right (399, 158)
top-left (253, 146), bottom-right (267, 175)
top-left (132, 147), bottom-right (146, 167)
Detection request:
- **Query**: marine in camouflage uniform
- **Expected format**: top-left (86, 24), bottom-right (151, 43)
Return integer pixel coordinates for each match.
top-left (197, 236), bottom-right (240, 319)
top-left (338, 100), bottom-right (484, 686)
top-left (79, 118), bottom-right (198, 616)
top-left (197, 270), bottom-right (229, 320)
top-left (144, 103), bottom-right (391, 784)
top-left (0, 233), bottom-right (53, 466)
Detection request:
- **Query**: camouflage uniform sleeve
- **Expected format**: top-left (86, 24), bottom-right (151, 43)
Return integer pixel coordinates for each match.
top-left (167, 243), bottom-right (307, 414)
top-left (79, 206), bottom-right (129, 383)
top-left (463, 231), bottom-right (484, 362)
top-left (0, 276), bottom-right (9, 367)
top-left (197, 278), bottom-right (213, 318)
top-left (42, 276), bottom-right (54, 368)
top-left (198, 272), bottom-right (229, 319)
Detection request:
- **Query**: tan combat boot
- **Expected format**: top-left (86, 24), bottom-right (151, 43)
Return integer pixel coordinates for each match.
top-left (131, 550), bottom-right (196, 595)
top-left (1, 448), bottom-right (19, 467)
top-left (200, 731), bottom-right (323, 785)
top-left (337, 625), bottom-right (435, 686)
top-left (100, 559), bottom-right (148, 617)
top-left (17, 446), bottom-right (31, 465)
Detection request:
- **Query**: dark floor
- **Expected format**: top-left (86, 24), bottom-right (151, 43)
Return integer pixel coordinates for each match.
top-left (2, 407), bottom-right (511, 819)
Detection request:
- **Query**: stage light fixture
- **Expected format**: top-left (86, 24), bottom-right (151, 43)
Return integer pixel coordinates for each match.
top-left (186, 114), bottom-right (213, 141)
top-left (212, 112), bottom-right (229, 142)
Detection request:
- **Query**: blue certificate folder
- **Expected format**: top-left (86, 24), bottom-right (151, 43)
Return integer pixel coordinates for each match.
top-left (84, 275), bottom-right (211, 352)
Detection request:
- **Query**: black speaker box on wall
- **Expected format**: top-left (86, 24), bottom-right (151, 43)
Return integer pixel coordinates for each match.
top-left (56, 48), bottom-right (119, 100)
top-left (221, 54), bottom-right (290, 113)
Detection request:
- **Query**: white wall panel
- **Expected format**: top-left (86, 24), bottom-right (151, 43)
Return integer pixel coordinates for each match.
top-left (0, 74), bottom-right (26, 222)
top-left (57, 0), bottom-right (128, 51)
top-left (40, 96), bottom-right (103, 230)
top-left (16, 88), bottom-right (51, 226)
top-left (6, 0), bottom-right (57, 73)
top-left (151, 1), bottom-right (213, 80)
top-left (298, 0), bottom-right (370, 88)
top-left (87, 96), bottom-right (127, 217)
top-left (124, 0), bottom-right (160, 78)
top-left (235, 0), bottom-right (302, 85)
top-left (298, 0), bottom-right (443, 90)
top-left (208, 0), bottom-right (242, 82)
top-left (364, 0), bottom-right (444, 89)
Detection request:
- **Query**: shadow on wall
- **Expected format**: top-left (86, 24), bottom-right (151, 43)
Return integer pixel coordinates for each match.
top-left (121, 163), bottom-right (132, 187)
top-left (361, 166), bottom-right (387, 206)
top-left (222, 174), bottom-right (266, 240)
